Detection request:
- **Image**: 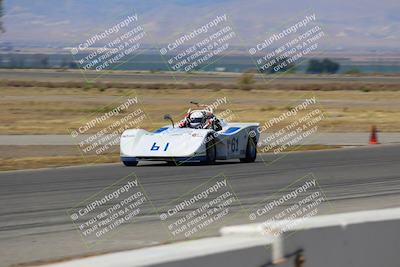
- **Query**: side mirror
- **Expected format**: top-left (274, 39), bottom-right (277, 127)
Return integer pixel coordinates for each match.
top-left (163, 114), bottom-right (174, 128)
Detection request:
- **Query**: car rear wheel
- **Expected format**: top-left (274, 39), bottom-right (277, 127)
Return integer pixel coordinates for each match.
top-left (122, 160), bottom-right (138, 166)
top-left (240, 137), bottom-right (257, 163)
top-left (202, 135), bottom-right (216, 165)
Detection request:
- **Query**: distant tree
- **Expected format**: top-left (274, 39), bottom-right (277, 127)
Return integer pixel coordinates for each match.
top-left (322, 58), bottom-right (340, 74)
top-left (306, 58), bottom-right (340, 74)
top-left (306, 59), bottom-right (324, 73)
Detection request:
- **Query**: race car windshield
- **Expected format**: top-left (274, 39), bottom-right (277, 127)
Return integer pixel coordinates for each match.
top-left (191, 118), bottom-right (203, 123)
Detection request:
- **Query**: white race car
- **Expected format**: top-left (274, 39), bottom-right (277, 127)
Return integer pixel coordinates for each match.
top-left (120, 110), bottom-right (259, 166)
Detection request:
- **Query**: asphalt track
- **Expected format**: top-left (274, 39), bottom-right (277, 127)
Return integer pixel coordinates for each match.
top-left (1, 144), bottom-right (400, 266)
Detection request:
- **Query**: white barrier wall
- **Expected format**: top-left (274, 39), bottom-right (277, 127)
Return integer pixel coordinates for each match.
top-left (37, 208), bottom-right (400, 267)
top-left (222, 208), bottom-right (400, 267)
top-left (36, 235), bottom-right (275, 267)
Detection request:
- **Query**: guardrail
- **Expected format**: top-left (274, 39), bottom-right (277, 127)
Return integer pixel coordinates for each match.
top-left (36, 208), bottom-right (400, 267)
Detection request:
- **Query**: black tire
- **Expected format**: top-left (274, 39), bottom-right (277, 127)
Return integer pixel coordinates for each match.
top-left (122, 160), bottom-right (138, 166)
top-left (202, 135), bottom-right (216, 165)
top-left (240, 137), bottom-right (257, 163)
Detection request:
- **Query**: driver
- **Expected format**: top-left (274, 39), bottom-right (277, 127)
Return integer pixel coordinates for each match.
top-left (178, 109), bottom-right (222, 131)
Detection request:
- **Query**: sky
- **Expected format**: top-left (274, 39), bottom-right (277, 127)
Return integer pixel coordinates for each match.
top-left (1, 0), bottom-right (399, 49)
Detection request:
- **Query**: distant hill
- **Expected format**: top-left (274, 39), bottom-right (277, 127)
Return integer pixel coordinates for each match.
top-left (1, 0), bottom-right (400, 49)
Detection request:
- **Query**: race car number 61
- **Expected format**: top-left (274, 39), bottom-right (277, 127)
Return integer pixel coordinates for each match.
top-left (151, 142), bottom-right (170, 151)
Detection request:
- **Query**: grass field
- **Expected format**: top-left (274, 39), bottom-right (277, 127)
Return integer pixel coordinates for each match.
top-left (1, 80), bottom-right (399, 134)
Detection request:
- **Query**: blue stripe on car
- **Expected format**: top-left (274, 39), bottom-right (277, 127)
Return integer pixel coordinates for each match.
top-left (223, 127), bottom-right (241, 134)
top-left (153, 127), bottom-right (169, 133)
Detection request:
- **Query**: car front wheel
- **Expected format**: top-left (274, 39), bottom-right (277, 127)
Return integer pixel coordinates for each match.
top-left (122, 160), bottom-right (138, 166)
top-left (202, 135), bottom-right (216, 165)
top-left (240, 137), bottom-right (257, 163)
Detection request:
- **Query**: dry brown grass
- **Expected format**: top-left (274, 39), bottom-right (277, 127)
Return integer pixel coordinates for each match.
top-left (1, 79), bottom-right (399, 91)
top-left (1, 79), bottom-right (400, 134)
top-left (0, 145), bottom-right (119, 171)
top-left (0, 155), bottom-right (120, 171)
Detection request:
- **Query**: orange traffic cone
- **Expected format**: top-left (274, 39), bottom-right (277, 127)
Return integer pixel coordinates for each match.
top-left (369, 125), bottom-right (379, 144)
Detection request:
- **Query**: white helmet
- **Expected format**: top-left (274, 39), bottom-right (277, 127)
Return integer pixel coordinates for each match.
top-left (188, 111), bottom-right (206, 128)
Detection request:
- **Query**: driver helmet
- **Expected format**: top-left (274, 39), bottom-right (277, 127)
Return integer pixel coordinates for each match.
top-left (188, 111), bottom-right (206, 128)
